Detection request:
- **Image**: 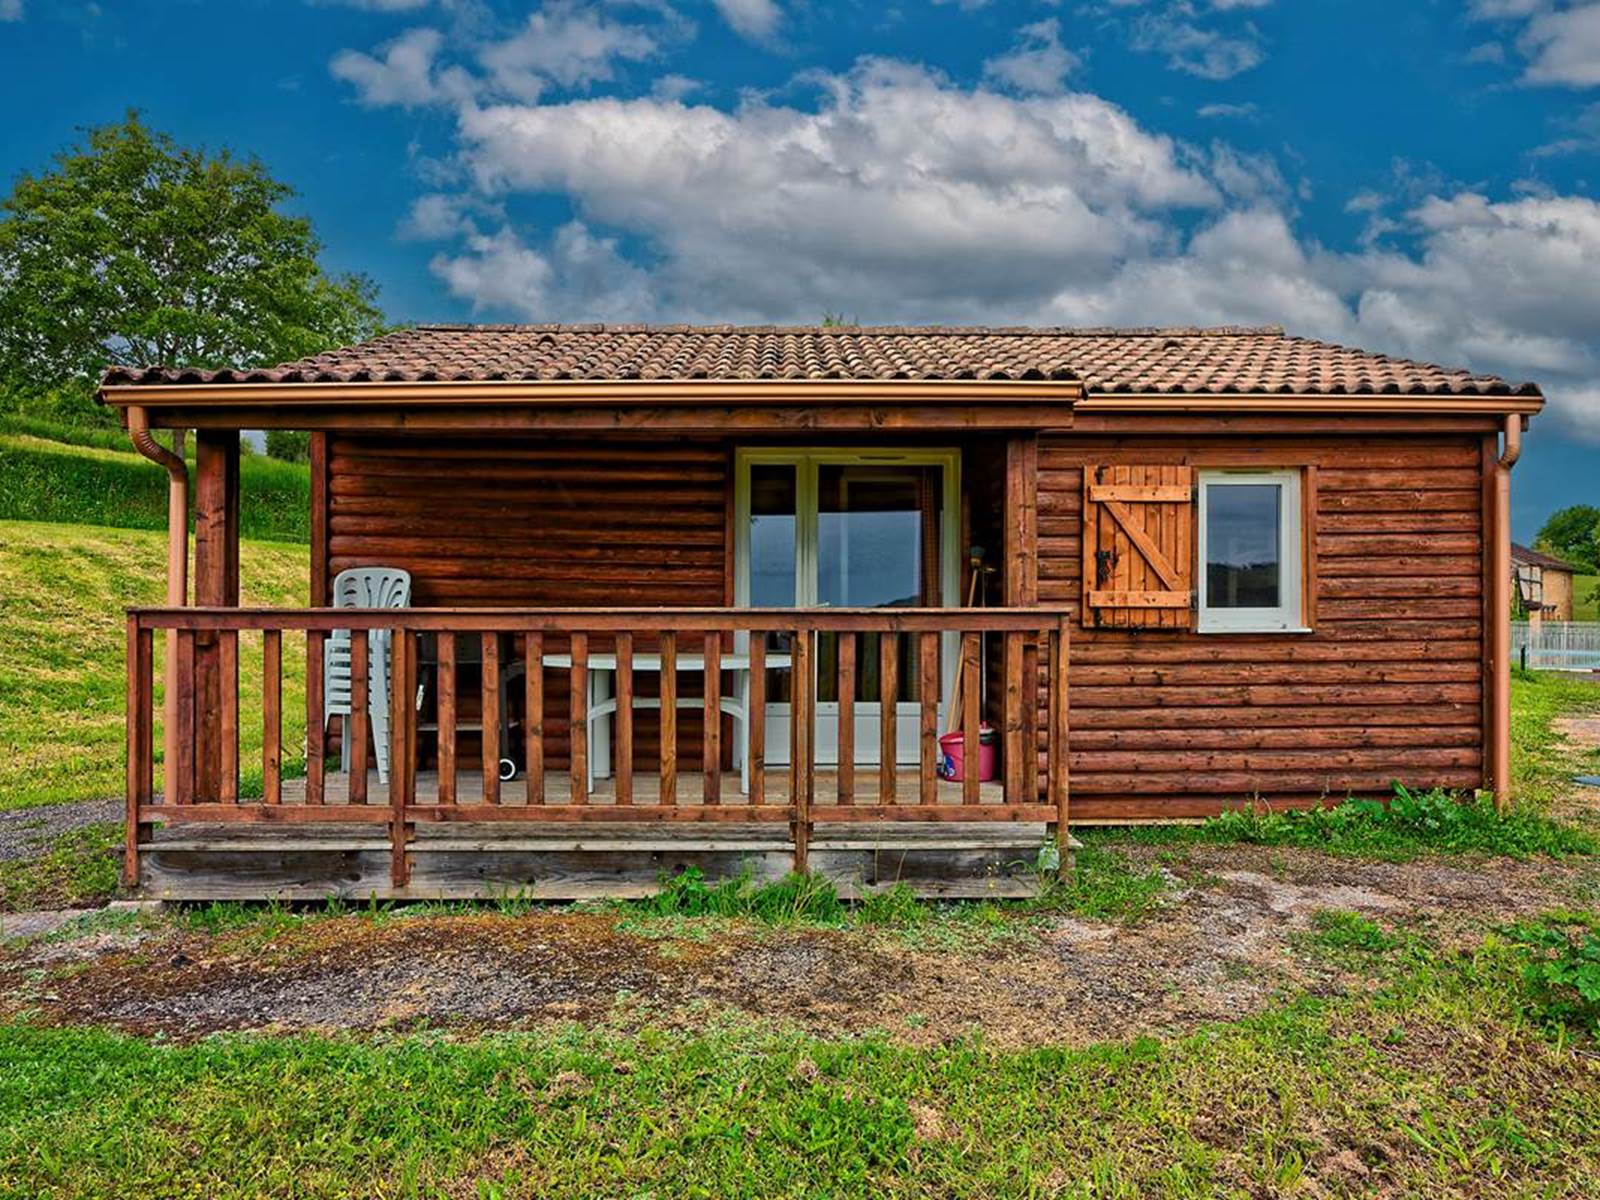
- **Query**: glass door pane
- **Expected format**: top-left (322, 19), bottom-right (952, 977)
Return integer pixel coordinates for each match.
top-left (816, 464), bottom-right (939, 703)
top-left (748, 463), bottom-right (797, 702)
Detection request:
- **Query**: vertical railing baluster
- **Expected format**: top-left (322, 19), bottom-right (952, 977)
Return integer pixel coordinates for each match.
top-left (482, 632), bottom-right (501, 805)
top-left (123, 616), bottom-right (152, 887)
top-left (1003, 630), bottom-right (1024, 804)
top-left (570, 632), bottom-right (588, 805)
top-left (1051, 618), bottom-right (1071, 873)
top-left (349, 630), bottom-right (369, 804)
top-left (525, 632), bottom-right (544, 804)
top-left (749, 634), bottom-right (766, 806)
top-left (389, 628), bottom-right (412, 886)
top-left (703, 630), bottom-right (722, 804)
top-left (792, 626), bottom-right (811, 872)
top-left (174, 628), bottom-right (197, 806)
top-left (306, 629), bottom-right (325, 805)
top-left (961, 630), bottom-right (981, 806)
top-left (660, 632), bottom-right (677, 806)
top-left (1022, 632), bottom-right (1040, 803)
top-left (219, 630), bottom-right (238, 804)
top-left (879, 633), bottom-right (898, 804)
top-left (837, 632), bottom-right (855, 805)
top-left (262, 629), bottom-right (281, 805)
top-left (437, 633), bottom-right (456, 806)
top-left (918, 631), bottom-right (939, 807)
top-left (615, 632), bottom-right (634, 805)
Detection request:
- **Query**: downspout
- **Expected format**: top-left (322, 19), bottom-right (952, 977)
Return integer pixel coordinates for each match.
top-left (126, 406), bottom-right (188, 795)
top-left (1491, 413), bottom-right (1522, 808)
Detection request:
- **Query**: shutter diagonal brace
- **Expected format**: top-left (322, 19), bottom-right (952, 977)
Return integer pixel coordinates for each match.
top-left (1099, 499), bottom-right (1184, 591)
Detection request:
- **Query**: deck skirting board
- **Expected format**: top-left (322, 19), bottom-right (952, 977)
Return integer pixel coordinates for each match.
top-left (138, 821), bottom-right (1049, 901)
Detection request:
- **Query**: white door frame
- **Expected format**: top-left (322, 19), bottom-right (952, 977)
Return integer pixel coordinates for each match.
top-left (733, 446), bottom-right (963, 765)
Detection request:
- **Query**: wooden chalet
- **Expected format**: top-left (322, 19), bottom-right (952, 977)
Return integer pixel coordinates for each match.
top-left (98, 324), bottom-right (1542, 899)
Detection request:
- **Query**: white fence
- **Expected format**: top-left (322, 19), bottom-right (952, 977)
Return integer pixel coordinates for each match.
top-left (1511, 621), bottom-right (1600, 671)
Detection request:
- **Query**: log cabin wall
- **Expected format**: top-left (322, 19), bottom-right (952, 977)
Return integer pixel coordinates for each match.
top-left (324, 434), bottom-right (730, 769)
top-left (1038, 432), bottom-right (1487, 822)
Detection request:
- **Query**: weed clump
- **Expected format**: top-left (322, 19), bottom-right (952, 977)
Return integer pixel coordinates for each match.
top-left (1118, 783), bottom-right (1594, 861)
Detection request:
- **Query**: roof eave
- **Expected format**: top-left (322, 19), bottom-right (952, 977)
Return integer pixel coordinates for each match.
top-left (98, 377), bottom-right (1086, 407)
top-left (1075, 391), bottom-right (1545, 416)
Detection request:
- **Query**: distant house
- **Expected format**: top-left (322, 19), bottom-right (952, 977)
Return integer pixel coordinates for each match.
top-left (1512, 543), bottom-right (1577, 619)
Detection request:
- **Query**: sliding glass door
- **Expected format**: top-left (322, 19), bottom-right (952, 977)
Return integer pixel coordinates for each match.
top-left (736, 449), bottom-right (960, 766)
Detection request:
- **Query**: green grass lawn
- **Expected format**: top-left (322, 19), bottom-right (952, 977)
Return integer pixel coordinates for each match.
top-left (0, 430), bottom-right (310, 543)
top-left (1571, 573), bottom-right (1598, 621)
top-left (0, 520), bottom-right (309, 810)
top-left (2, 920), bottom-right (1598, 1197)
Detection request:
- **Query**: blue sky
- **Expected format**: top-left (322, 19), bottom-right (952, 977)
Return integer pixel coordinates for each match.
top-left (2, 0), bottom-right (1598, 538)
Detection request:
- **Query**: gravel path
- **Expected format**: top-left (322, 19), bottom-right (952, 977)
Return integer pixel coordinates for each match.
top-left (0, 799), bottom-right (120, 862)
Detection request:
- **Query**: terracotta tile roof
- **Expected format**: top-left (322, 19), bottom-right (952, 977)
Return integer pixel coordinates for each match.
top-left (1512, 543), bottom-right (1577, 572)
top-left (100, 323), bottom-right (1541, 397)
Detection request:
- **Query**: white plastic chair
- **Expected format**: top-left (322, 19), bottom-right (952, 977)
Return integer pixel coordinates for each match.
top-left (325, 567), bottom-right (411, 784)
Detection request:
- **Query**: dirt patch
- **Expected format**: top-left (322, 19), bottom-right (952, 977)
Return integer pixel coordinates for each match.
top-left (1553, 716), bottom-right (1600, 752)
top-left (1, 849), bottom-right (1589, 1046)
top-left (1123, 842), bottom-right (1594, 945)
top-left (0, 800), bottom-right (119, 863)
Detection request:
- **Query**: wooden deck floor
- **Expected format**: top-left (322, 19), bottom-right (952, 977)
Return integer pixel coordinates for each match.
top-left (276, 767), bottom-right (1008, 808)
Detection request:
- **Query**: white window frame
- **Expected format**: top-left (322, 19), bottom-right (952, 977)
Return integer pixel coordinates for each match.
top-left (1196, 468), bottom-right (1306, 634)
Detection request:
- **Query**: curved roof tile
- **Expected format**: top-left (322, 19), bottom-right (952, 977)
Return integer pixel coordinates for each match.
top-left (99, 323), bottom-right (1542, 398)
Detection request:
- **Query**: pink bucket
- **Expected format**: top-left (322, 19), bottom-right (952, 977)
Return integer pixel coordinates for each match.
top-left (938, 726), bottom-right (998, 782)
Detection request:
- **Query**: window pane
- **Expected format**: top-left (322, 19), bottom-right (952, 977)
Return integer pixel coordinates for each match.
top-left (749, 465), bottom-right (796, 607)
top-left (1206, 483), bottom-right (1281, 609)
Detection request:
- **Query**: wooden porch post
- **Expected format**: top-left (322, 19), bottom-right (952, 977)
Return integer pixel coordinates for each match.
top-left (192, 430), bottom-right (241, 801)
top-left (1003, 436), bottom-right (1040, 802)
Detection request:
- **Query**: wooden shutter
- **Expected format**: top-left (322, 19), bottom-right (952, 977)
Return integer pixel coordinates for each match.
top-left (1082, 464), bottom-right (1195, 629)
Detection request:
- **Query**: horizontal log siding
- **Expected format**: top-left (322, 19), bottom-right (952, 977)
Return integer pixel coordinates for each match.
top-left (327, 435), bottom-right (728, 768)
top-left (1038, 434), bottom-right (1486, 821)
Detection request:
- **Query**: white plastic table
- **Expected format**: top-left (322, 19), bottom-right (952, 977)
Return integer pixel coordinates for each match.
top-left (540, 651), bottom-right (792, 793)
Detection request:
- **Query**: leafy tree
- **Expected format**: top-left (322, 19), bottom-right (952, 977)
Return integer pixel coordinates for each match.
top-left (264, 430), bottom-right (311, 463)
top-left (1534, 505), bottom-right (1600, 574)
top-left (0, 113), bottom-right (382, 426)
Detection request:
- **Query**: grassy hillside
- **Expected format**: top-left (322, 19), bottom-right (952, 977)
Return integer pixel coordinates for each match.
top-left (0, 521), bottom-right (309, 809)
top-left (1573, 573), bottom-right (1598, 621)
top-left (0, 431), bottom-right (310, 543)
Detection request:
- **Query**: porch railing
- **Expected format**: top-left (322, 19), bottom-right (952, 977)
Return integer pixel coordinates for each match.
top-left (124, 607), bottom-right (1070, 887)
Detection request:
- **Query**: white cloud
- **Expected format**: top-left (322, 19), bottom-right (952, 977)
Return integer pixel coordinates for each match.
top-left (1129, 10), bottom-right (1262, 79)
top-left (330, 27), bottom-right (472, 107)
top-left (983, 19), bottom-right (1081, 95)
top-left (399, 192), bottom-right (504, 240)
top-left (367, 46), bottom-right (1600, 439)
top-left (317, 0), bottom-right (433, 10)
top-left (1467, 1), bottom-right (1600, 88)
top-left (712, 0), bottom-right (781, 43)
top-left (0, 0), bottom-right (22, 21)
top-left (1519, 3), bottom-right (1600, 87)
top-left (432, 221), bottom-right (657, 320)
top-left (450, 60), bottom-right (1218, 319)
top-left (331, 4), bottom-right (676, 108)
top-left (479, 2), bottom-right (661, 100)
top-left (1197, 101), bottom-right (1257, 119)
top-left (1468, 0), bottom-right (1546, 19)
